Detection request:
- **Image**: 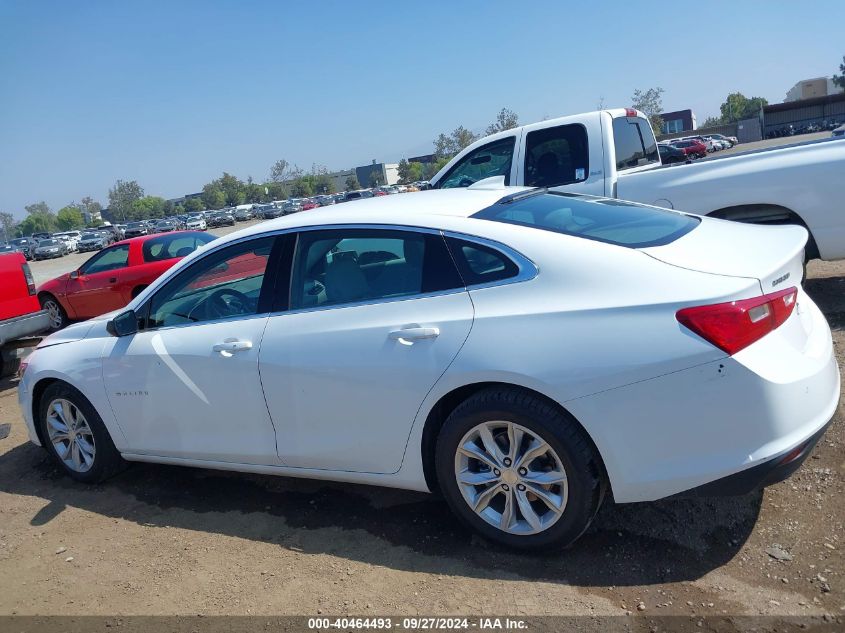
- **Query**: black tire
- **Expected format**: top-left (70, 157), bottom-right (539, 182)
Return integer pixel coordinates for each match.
top-left (435, 387), bottom-right (604, 551)
top-left (39, 294), bottom-right (68, 331)
top-left (37, 382), bottom-right (126, 483)
top-left (0, 347), bottom-right (21, 378)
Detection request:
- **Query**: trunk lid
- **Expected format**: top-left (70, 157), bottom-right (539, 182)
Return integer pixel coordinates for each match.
top-left (641, 217), bottom-right (807, 293)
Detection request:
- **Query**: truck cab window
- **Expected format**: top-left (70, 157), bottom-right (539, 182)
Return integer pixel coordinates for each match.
top-left (613, 117), bottom-right (660, 171)
top-left (436, 137), bottom-right (515, 189)
top-left (524, 124), bottom-right (589, 187)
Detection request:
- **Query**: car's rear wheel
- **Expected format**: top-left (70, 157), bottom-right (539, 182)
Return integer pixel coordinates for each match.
top-left (39, 294), bottom-right (67, 331)
top-left (38, 382), bottom-right (125, 483)
top-left (436, 387), bottom-right (604, 551)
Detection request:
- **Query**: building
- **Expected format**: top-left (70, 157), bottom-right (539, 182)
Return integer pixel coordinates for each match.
top-left (660, 109), bottom-right (696, 135)
top-left (785, 77), bottom-right (843, 102)
top-left (354, 161), bottom-right (399, 188)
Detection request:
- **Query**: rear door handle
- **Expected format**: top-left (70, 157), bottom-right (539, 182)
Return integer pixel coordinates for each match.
top-left (212, 339), bottom-right (253, 353)
top-left (108, 277), bottom-right (117, 283)
top-left (388, 327), bottom-right (440, 344)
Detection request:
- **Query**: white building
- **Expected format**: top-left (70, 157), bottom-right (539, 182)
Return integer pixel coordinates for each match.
top-left (785, 77), bottom-right (843, 102)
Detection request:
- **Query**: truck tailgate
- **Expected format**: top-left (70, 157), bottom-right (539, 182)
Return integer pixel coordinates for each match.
top-left (641, 217), bottom-right (807, 293)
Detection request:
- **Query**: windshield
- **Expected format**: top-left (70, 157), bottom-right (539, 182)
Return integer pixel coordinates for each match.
top-left (472, 192), bottom-right (699, 248)
top-left (39, 239), bottom-right (60, 246)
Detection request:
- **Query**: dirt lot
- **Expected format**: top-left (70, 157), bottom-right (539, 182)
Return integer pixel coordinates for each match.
top-left (0, 263), bottom-right (842, 620)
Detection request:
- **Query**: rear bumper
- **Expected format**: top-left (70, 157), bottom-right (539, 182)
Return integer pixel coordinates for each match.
top-left (0, 310), bottom-right (50, 346)
top-left (671, 420), bottom-right (830, 498)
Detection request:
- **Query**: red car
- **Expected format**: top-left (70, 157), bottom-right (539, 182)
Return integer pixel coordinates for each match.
top-left (0, 252), bottom-right (49, 375)
top-left (669, 139), bottom-right (707, 159)
top-left (300, 201), bottom-right (320, 211)
top-left (38, 231), bottom-right (215, 330)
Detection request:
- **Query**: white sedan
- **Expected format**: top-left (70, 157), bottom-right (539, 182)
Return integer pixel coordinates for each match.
top-left (17, 183), bottom-right (840, 550)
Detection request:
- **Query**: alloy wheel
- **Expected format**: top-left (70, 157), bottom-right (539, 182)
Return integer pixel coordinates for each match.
top-left (43, 299), bottom-right (64, 329)
top-left (46, 398), bottom-right (96, 472)
top-left (454, 421), bottom-right (568, 535)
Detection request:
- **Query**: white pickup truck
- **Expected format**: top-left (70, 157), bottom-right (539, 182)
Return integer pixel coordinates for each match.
top-left (429, 108), bottom-right (845, 260)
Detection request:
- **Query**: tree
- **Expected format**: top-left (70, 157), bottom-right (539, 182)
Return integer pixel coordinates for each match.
top-left (719, 93), bottom-right (767, 122)
top-left (424, 157), bottom-right (450, 180)
top-left (266, 181), bottom-right (287, 201)
top-left (79, 196), bottom-right (102, 220)
top-left (243, 182), bottom-right (264, 203)
top-left (56, 205), bottom-right (85, 230)
top-left (184, 198), bottom-right (205, 213)
top-left (700, 116), bottom-right (724, 129)
top-left (484, 108), bottom-right (519, 136)
top-left (25, 201), bottom-right (52, 216)
top-left (368, 169), bottom-right (384, 188)
top-left (16, 212), bottom-right (56, 236)
top-left (201, 185), bottom-right (226, 210)
top-left (345, 175), bottom-right (360, 191)
top-left (290, 179), bottom-right (313, 198)
top-left (108, 180), bottom-right (144, 221)
top-left (269, 159), bottom-right (291, 183)
top-left (832, 55), bottom-right (845, 89)
top-left (312, 174), bottom-right (335, 194)
top-left (0, 211), bottom-right (16, 241)
top-left (434, 125), bottom-right (479, 158)
top-left (128, 196), bottom-right (166, 221)
top-left (631, 87), bottom-right (665, 135)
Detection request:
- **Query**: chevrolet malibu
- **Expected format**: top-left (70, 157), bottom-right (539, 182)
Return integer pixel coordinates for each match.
top-left (17, 185), bottom-right (839, 550)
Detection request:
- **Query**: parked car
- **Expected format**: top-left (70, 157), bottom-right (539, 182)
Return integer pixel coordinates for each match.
top-left (53, 231), bottom-right (82, 252)
top-left (185, 215), bottom-right (207, 231)
top-left (234, 206), bottom-right (255, 221)
top-left (316, 195), bottom-right (335, 206)
top-left (155, 219), bottom-right (178, 233)
top-left (0, 251), bottom-right (49, 376)
top-left (707, 133), bottom-right (738, 147)
top-left (37, 231), bottom-right (216, 331)
top-left (670, 139), bottom-right (708, 159)
top-left (260, 205), bottom-right (283, 220)
top-left (833, 124), bottom-right (845, 137)
top-left (344, 190), bottom-right (374, 202)
top-left (123, 222), bottom-right (149, 239)
top-left (283, 201), bottom-right (302, 214)
top-left (209, 211), bottom-right (235, 227)
top-left (430, 107), bottom-right (845, 261)
top-left (0, 243), bottom-right (22, 255)
top-left (33, 239), bottom-right (68, 260)
top-left (77, 231), bottom-right (111, 252)
top-left (300, 200), bottom-right (320, 210)
top-left (658, 143), bottom-right (688, 164)
top-left (31, 232), bottom-right (52, 242)
top-left (17, 187), bottom-right (838, 550)
top-left (9, 238), bottom-right (37, 260)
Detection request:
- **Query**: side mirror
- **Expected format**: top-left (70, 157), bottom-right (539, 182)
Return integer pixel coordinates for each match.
top-left (70, 270), bottom-right (80, 280)
top-left (106, 309), bottom-right (138, 337)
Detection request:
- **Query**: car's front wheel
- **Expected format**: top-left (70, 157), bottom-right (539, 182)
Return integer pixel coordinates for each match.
top-left (436, 387), bottom-right (605, 551)
top-left (39, 294), bottom-right (67, 331)
top-left (38, 382), bottom-right (125, 483)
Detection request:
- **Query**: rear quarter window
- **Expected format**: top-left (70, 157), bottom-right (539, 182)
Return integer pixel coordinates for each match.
top-left (472, 192), bottom-right (698, 248)
top-left (612, 117), bottom-right (659, 171)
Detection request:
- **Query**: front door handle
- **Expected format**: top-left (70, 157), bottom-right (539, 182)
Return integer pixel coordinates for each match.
top-left (108, 277), bottom-right (117, 283)
top-left (388, 327), bottom-right (440, 344)
top-left (212, 339), bottom-right (253, 354)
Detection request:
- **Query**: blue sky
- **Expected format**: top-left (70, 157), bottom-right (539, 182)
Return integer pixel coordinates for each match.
top-left (1, 0), bottom-right (842, 218)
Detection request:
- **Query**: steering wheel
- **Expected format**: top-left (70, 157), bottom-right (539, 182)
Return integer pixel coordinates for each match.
top-left (205, 288), bottom-right (253, 319)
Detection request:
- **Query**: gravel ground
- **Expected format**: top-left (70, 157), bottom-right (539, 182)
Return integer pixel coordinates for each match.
top-left (0, 251), bottom-right (842, 620)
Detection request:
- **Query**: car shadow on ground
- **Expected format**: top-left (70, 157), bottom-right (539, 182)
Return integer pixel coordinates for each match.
top-left (0, 438), bottom-right (761, 588)
top-left (804, 275), bottom-right (845, 330)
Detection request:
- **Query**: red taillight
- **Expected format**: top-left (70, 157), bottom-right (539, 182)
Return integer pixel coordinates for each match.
top-left (676, 287), bottom-right (798, 355)
top-left (21, 263), bottom-right (36, 295)
top-left (625, 108), bottom-right (638, 117)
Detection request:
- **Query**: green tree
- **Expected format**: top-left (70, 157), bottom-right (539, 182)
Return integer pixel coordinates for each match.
top-left (368, 169), bottom-right (384, 188)
top-left (129, 196), bottom-right (166, 220)
top-left (25, 201), bottom-right (52, 216)
top-left (312, 174), bottom-right (335, 194)
top-left (631, 87), bottom-right (665, 134)
top-left (0, 211), bottom-right (16, 241)
top-left (79, 196), bottom-right (102, 220)
top-left (243, 182), bottom-right (264, 203)
top-left (172, 203), bottom-right (186, 216)
top-left (56, 205), bottom-right (85, 230)
top-left (434, 126), bottom-right (479, 158)
top-left (424, 157), bottom-right (450, 180)
top-left (266, 181), bottom-right (287, 201)
top-left (201, 185), bottom-right (227, 210)
top-left (719, 93), bottom-right (768, 122)
top-left (345, 175), bottom-right (360, 191)
top-left (17, 212), bottom-right (56, 236)
top-left (833, 54), bottom-right (845, 89)
top-left (184, 198), bottom-right (205, 213)
top-left (108, 180), bottom-right (144, 221)
top-left (290, 178), bottom-right (313, 198)
top-left (484, 107), bottom-right (519, 136)
top-left (700, 116), bottom-right (724, 129)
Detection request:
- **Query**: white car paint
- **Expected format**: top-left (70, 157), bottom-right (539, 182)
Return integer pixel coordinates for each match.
top-left (430, 108), bottom-right (845, 260)
top-left (17, 187), bottom-right (840, 504)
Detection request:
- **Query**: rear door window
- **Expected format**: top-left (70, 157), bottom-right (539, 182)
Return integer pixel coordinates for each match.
top-left (523, 124), bottom-right (589, 187)
top-left (612, 117), bottom-right (660, 171)
top-left (437, 137), bottom-right (516, 189)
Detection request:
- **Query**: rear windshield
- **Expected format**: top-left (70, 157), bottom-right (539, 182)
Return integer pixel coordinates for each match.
top-left (472, 192), bottom-right (699, 248)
